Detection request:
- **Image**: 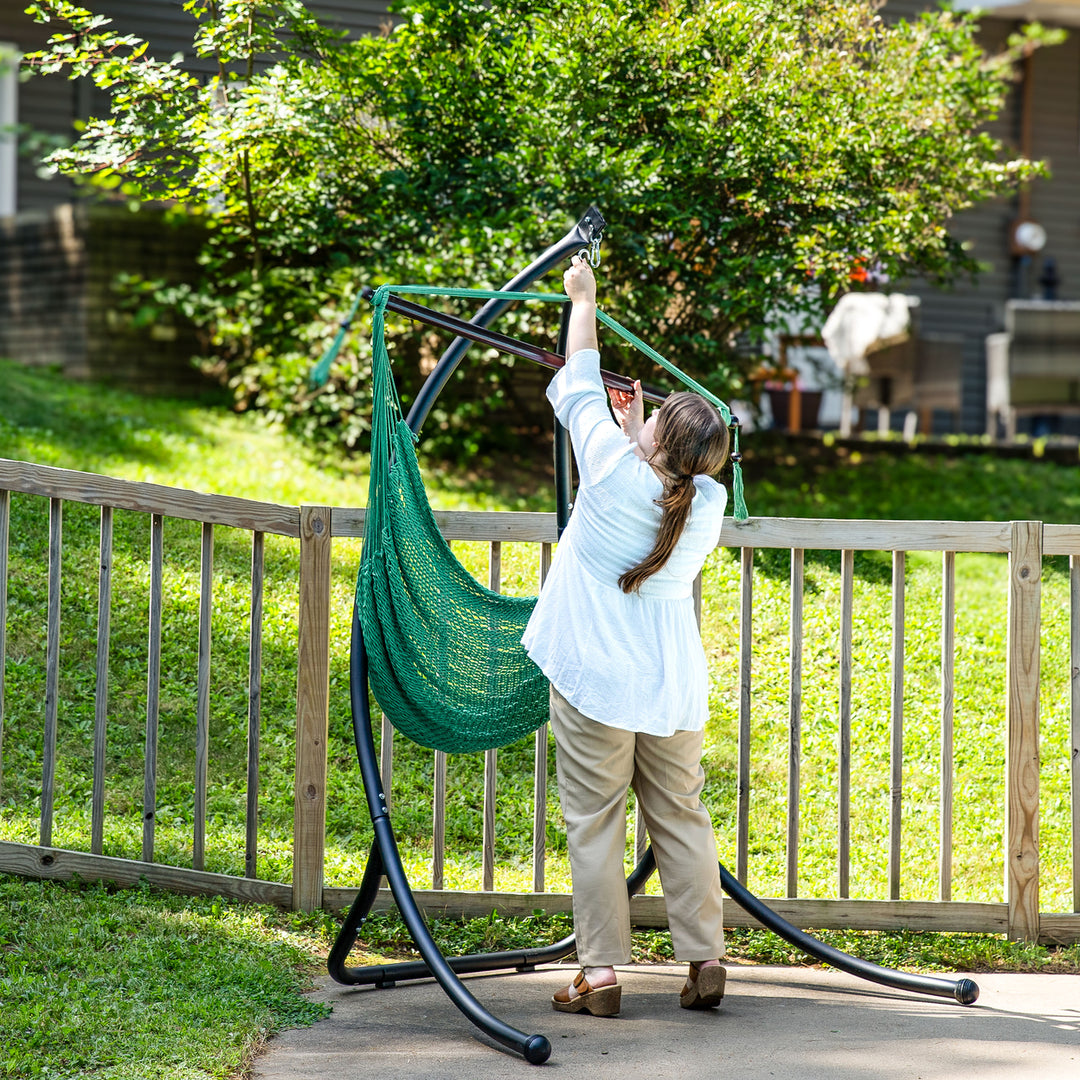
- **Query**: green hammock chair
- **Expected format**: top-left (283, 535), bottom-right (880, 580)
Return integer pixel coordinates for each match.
top-left (351, 284), bottom-right (747, 754)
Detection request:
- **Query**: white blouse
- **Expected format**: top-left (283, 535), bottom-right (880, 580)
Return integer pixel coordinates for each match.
top-left (521, 348), bottom-right (727, 735)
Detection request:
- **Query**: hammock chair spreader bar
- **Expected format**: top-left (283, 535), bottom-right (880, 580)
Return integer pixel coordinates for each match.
top-left (360, 285), bottom-right (670, 406)
top-left (406, 205), bottom-right (606, 432)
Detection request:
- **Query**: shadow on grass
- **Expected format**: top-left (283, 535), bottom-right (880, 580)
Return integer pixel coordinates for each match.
top-left (0, 360), bottom-right (229, 470)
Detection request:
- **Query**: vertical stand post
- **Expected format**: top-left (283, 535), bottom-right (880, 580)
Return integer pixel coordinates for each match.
top-left (554, 303), bottom-right (574, 538)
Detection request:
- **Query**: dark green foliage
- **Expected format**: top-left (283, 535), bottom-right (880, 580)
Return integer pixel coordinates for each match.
top-left (23, 1), bottom-right (1060, 458)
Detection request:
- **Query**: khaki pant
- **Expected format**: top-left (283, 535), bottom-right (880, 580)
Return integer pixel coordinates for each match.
top-left (549, 684), bottom-right (725, 967)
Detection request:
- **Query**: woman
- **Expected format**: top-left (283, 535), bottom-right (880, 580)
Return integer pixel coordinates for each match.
top-left (522, 255), bottom-right (730, 1017)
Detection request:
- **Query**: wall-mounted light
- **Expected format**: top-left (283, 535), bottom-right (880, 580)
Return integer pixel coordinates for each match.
top-left (1010, 219), bottom-right (1047, 256)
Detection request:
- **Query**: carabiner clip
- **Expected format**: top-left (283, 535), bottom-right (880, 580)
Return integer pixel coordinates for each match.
top-left (577, 235), bottom-right (602, 268)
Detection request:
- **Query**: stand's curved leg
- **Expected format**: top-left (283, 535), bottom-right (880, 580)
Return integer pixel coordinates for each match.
top-left (714, 858), bottom-right (979, 1005)
top-left (333, 607), bottom-right (551, 1064)
top-left (327, 834), bottom-right (386, 984)
top-left (328, 814), bottom-right (659, 989)
top-left (623, 848), bottom-right (976, 1004)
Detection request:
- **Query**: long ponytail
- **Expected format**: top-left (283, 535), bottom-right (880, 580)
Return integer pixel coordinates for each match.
top-left (618, 393), bottom-right (729, 594)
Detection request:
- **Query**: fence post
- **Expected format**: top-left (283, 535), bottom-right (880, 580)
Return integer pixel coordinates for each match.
top-left (294, 505), bottom-right (332, 912)
top-left (1006, 520), bottom-right (1041, 942)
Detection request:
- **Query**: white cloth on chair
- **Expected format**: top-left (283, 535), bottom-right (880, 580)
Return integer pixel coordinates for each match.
top-left (822, 292), bottom-right (916, 375)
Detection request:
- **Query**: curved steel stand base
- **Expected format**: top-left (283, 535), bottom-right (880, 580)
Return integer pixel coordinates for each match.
top-left (330, 614), bottom-right (977, 1067)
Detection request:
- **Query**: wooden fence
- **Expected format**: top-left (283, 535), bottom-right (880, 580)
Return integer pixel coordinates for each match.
top-left (0, 457), bottom-right (1077, 945)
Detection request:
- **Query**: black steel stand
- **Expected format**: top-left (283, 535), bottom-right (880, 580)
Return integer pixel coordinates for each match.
top-left (328, 207), bottom-right (977, 1064)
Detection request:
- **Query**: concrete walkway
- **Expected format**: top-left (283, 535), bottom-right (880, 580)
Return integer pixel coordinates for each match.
top-left (254, 962), bottom-right (1079, 1080)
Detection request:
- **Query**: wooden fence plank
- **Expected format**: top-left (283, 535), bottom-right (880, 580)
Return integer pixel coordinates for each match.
top-left (194, 523), bottom-right (214, 871)
top-left (1072, 555), bottom-right (1080, 912)
top-left (40, 498), bottom-right (62, 848)
top-left (889, 550), bottom-right (905, 900)
top-left (721, 517), bottom-right (1011, 553)
top-left (433, 749), bottom-right (446, 890)
top-left (787, 548), bottom-right (804, 898)
top-left (0, 490), bottom-right (7, 796)
top-left (245, 532), bottom-right (264, 880)
top-left (1043, 525), bottom-right (1080, 557)
top-left (143, 513), bottom-right (164, 863)
top-left (0, 840), bottom-right (292, 907)
top-left (1039, 913), bottom-right (1080, 946)
top-left (940, 551), bottom-right (956, 902)
top-left (331, 506), bottom-right (558, 543)
top-left (532, 542), bottom-right (552, 893)
top-left (91, 506), bottom-right (113, 855)
top-left (0, 459), bottom-right (298, 536)
top-left (838, 549), bottom-right (853, 897)
top-left (737, 546), bottom-right (753, 884)
top-left (321, 883), bottom-right (1012, 934)
top-left (1006, 521), bottom-right (1042, 941)
top-left (293, 505), bottom-right (332, 912)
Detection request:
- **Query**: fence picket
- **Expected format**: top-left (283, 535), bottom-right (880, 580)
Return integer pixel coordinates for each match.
top-left (838, 549), bottom-right (853, 898)
top-left (532, 542), bottom-right (552, 893)
top-left (433, 749), bottom-right (447, 890)
top-left (0, 490), bottom-right (9, 797)
top-left (482, 540), bottom-right (502, 892)
top-left (91, 506), bottom-right (113, 855)
top-left (787, 549), bottom-right (804, 898)
top-left (1072, 555), bottom-right (1080, 912)
top-left (41, 498), bottom-right (62, 848)
top-left (940, 551), bottom-right (956, 901)
top-left (889, 551), bottom-right (905, 900)
top-left (380, 716), bottom-right (394, 813)
top-left (194, 522), bottom-right (213, 871)
top-left (737, 546), bottom-right (753, 884)
top-left (245, 532), bottom-right (264, 879)
top-left (143, 513), bottom-right (164, 863)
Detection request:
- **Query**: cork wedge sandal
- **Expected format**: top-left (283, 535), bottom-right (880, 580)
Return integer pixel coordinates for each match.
top-left (680, 962), bottom-right (727, 1009)
top-left (552, 970), bottom-right (622, 1016)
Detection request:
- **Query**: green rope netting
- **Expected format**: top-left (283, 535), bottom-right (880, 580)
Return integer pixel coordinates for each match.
top-left (352, 285), bottom-right (748, 753)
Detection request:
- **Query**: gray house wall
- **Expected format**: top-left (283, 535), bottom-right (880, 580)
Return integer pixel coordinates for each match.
top-left (882, 0), bottom-right (1080, 434)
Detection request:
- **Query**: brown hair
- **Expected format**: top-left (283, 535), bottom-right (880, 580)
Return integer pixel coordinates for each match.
top-left (618, 393), bottom-right (730, 594)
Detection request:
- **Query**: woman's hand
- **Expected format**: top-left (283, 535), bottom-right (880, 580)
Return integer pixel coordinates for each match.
top-left (609, 380), bottom-right (645, 450)
top-left (562, 254), bottom-right (598, 355)
top-left (563, 254), bottom-right (597, 305)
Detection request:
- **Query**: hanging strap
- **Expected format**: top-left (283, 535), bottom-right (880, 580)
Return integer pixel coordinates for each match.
top-left (320, 284), bottom-right (748, 521)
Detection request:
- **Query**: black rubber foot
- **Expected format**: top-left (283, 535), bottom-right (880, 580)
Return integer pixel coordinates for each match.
top-left (523, 1034), bottom-right (552, 1064)
top-left (953, 978), bottom-right (979, 1005)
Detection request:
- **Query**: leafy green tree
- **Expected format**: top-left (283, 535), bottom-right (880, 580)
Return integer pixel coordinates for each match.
top-left (23, 0), bottom-right (1061, 455)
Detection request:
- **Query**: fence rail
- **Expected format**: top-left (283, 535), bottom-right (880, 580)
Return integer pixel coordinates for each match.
top-left (1, 457), bottom-right (1078, 944)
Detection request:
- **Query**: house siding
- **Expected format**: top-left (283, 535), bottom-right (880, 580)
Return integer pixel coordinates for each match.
top-left (880, 1), bottom-right (1079, 434)
top-left (1, 203), bottom-right (207, 391)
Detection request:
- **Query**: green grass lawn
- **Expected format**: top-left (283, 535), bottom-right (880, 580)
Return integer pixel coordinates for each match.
top-left (2, 360), bottom-right (1078, 903)
top-left (2, 362), bottom-right (1079, 1078)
